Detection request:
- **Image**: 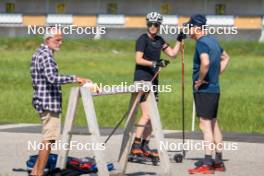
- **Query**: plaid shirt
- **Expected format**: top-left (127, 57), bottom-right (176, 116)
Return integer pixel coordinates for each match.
top-left (30, 44), bottom-right (76, 114)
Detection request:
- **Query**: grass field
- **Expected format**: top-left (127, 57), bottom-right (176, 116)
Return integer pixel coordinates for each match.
top-left (0, 38), bottom-right (263, 133)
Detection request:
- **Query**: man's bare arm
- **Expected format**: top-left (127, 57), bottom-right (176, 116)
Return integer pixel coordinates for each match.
top-left (198, 53), bottom-right (210, 81)
top-left (194, 53), bottom-right (210, 90)
top-left (220, 51), bottom-right (230, 74)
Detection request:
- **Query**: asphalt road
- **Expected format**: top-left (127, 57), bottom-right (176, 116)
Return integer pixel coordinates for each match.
top-left (0, 124), bottom-right (263, 176)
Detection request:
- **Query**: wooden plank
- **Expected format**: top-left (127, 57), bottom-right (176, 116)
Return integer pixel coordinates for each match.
top-left (117, 92), bottom-right (142, 174)
top-left (56, 87), bottom-right (80, 169)
top-left (147, 91), bottom-right (171, 176)
top-left (91, 82), bottom-right (152, 97)
top-left (80, 87), bottom-right (109, 176)
top-left (91, 91), bottom-right (133, 97)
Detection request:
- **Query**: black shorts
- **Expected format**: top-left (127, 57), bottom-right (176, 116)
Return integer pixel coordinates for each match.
top-left (134, 76), bottom-right (159, 103)
top-left (140, 91), bottom-right (159, 103)
top-left (139, 81), bottom-right (159, 103)
top-left (194, 92), bottom-right (220, 119)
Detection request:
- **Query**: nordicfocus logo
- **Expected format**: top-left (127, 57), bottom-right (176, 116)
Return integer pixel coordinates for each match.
top-left (89, 82), bottom-right (172, 94)
top-left (27, 140), bottom-right (106, 151)
top-left (99, 82), bottom-right (172, 93)
top-left (160, 24), bottom-right (238, 35)
top-left (160, 140), bottom-right (238, 151)
top-left (27, 24), bottom-right (106, 35)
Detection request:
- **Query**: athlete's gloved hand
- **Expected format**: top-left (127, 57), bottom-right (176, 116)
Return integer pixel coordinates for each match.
top-left (152, 59), bottom-right (170, 68)
top-left (177, 31), bottom-right (187, 42)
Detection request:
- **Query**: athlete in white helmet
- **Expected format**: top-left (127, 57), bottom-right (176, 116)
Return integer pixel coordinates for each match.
top-left (146, 11), bottom-right (163, 24)
top-left (130, 12), bottom-right (186, 159)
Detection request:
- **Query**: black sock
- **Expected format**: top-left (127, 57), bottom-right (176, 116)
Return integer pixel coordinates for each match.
top-left (215, 152), bottom-right (223, 163)
top-left (203, 155), bottom-right (213, 166)
top-left (134, 137), bottom-right (141, 144)
top-left (141, 139), bottom-right (149, 146)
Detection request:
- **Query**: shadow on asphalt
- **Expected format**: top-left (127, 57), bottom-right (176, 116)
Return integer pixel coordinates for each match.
top-left (186, 157), bottom-right (229, 167)
top-left (126, 172), bottom-right (156, 175)
top-left (186, 157), bottom-right (229, 162)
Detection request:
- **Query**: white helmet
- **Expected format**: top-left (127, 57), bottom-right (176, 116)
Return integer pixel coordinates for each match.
top-left (146, 12), bottom-right (163, 24)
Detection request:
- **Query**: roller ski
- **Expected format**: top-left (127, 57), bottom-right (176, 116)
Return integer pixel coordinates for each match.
top-left (128, 141), bottom-right (159, 166)
top-left (141, 139), bottom-right (159, 165)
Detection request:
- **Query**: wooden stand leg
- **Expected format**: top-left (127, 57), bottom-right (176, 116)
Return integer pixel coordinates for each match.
top-left (147, 91), bottom-right (171, 176)
top-left (80, 87), bottom-right (109, 176)
top-left (118, 92), bottom-right (142, 175)
top-left (56, 87), bottom-right (80, 169)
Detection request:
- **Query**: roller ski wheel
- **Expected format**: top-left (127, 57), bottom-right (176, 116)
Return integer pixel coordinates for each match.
top-left (150, 155), bottom-right (159, 166)
top-left (128, 153), bottom-right (146, 163)
top-left (174, 153), bottom-right (183, 163)
top-left (129, 142), bottom-right (145, 163)
top-left (143, 149), bottom-right (160, 166)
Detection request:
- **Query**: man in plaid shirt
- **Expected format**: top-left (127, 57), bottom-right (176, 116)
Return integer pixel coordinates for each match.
top-left (30, 27), bottom-right (90, 176)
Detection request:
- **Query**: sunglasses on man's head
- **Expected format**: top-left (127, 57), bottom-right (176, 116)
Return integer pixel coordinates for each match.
top-left (147, 22), bottom-right (160, 28)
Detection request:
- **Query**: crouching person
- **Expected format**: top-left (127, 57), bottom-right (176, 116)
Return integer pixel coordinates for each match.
top-left (30, 27), bottom-right (90, 176)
